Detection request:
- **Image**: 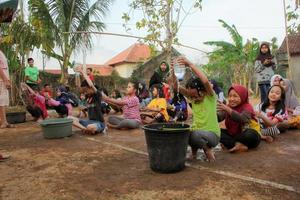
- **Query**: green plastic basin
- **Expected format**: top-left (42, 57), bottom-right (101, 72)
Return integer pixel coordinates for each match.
top-left (40, 118), bottom-right (73, 139)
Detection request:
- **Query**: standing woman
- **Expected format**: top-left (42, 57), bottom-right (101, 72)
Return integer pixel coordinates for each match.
top-left (149, 61), bottom-right (170, 100)
top-left (255, 43), bottom-right (276, 102)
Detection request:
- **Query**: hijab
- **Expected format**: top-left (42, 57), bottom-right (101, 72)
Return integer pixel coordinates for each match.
top-left (225, 85), bottom-right (255, 136)
top-left (256, 43), bottom-right (273, 66)
top-left (156, 61), bottom-right (170, 81)
top-left (270, 74), bottom-right (283, 86)
top-left (284, 79), bottom-right (300, 109)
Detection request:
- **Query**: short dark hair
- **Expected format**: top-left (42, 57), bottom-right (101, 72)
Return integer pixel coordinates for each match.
top-left (44, 84), bottom-right (50, 88)
top-left (27, 58), bottom-right (34, 62)
top-left (186, 77), bottom-right (205, 93)
top-left (129, 80), bottom-right (138, 90)
top-left (151, 84), bottom-right (164, 98)
top-left (80, 80), bottom-right (90, 88)
top-left (87, 68), bottom-right (93, 72)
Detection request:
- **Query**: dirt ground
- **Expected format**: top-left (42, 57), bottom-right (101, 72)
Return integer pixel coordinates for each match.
top-left (0, 121), bottom-right (300, 200)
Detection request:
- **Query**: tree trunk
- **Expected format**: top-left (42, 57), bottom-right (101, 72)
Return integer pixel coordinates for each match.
top-left (60, 54), bottom-right (70, 84)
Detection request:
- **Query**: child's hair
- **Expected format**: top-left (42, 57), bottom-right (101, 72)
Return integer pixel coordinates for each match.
top-left (44, 84), bottom-right (50, 88)
top-left (129, 80), bottom-right (139, 91)
top-left (81, 80), bottom-right (90, 88)
top-left (151, 84), bottom-right (164, 98)
top-left (87, 68), bottom-right (93, 72)
top-left (261, 85), bottom-right (286, 116)
top-left (27, 58), bottom-right (34, 62)
top-left (185, 77), bottom-right (206, 94)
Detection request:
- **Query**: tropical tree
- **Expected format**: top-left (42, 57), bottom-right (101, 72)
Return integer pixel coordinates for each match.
top-left (123, 0), bottom-right (202, 61)
top-left (28, 0), bottom-right (113, 83)
top-left (203, 19), bottom-right (277, 92)
top-left (0, 2), bottom-right (42, 105)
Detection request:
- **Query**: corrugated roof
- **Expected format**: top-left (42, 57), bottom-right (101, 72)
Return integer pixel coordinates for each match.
top-left (278, 34), bottom-right (300, 55)
top-left (78, 64), bottom-right (113, 76)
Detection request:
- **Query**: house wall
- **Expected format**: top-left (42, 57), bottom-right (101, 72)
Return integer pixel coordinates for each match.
top-left (290, 56), bottom-right (300, 95)
top-left (114, 63), bottom-right (138, 78)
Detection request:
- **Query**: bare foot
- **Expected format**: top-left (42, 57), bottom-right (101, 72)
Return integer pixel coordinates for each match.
top-left (262, 135), bottom-right (274, 143)
top-left (220, 143), bottom-right (228, 151)
top-left (229, 142), bottom-right (248, 153)
top-left (203, 148), bottom-right (216, 162)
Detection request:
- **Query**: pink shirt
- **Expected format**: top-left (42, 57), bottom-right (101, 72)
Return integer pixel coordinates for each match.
top-left (122, 96), bottom-right (141, 123)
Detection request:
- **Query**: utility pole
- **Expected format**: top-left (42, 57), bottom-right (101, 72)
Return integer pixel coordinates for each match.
top-left (283, 0), bottom-right (292, 79)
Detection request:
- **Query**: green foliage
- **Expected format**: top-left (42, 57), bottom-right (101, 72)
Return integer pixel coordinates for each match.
top-left (286, 4), bottom-right (300, 33)
top-left (28, 0), bottom-right (114, 83)
top-left (204, 19), bottom-right (277, 93)
top-left (123, 0), bottom-right (202, 53)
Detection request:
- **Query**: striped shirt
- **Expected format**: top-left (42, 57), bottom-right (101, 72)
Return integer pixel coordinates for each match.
top-left (122, 96), bottom-right (141, 123)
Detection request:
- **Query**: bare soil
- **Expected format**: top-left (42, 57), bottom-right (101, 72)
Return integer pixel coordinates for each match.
top-left (0, 122), bottom-right (300, 200)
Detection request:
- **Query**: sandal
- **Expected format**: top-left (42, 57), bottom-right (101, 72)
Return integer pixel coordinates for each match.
top-left (0, 154), bottom-right (10, 162)
top-left (0, 123), bottom-right (15, 129)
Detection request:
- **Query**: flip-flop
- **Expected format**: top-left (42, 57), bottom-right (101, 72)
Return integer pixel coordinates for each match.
top-left (0, 154), bottom-right (10, 162)
top-left (0, 124), bottom-right (15, 129)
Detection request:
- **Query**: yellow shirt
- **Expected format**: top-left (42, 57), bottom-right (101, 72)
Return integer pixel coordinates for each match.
top-left (147, 98), bottom-right (169, 121)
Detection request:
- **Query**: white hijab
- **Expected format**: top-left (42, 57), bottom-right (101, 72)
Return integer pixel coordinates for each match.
top-left (270, 74), bottom-right (283, 86)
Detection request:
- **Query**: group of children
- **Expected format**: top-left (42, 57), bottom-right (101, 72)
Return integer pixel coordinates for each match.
top-left (21, 50), bottom-right (300, 163)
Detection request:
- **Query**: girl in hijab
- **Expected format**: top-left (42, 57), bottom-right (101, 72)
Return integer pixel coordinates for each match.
top-left (255, 43), bottom-right (276, 103)
top-left (270, 74), bottom-right (283, 86)
top-left (149, 61), bottom-right (171, 100)
top-left (281, 79), bottom-right (300, 128)
top-left (218, 85), bottom-right (261, 153)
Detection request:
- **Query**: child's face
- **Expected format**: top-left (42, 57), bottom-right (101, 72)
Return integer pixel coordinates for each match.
top-left (56, 90), bottom-right (62, 96)
top-left (268, 86), bottom-right (282, 103)
top-left (160, 63), bottom-right (167, 72)
top-left (45, 86), bottom-right (51, 92)
top-left (87, 69), bottom-right (92, 75)
top-left (280, 80), bottom-right (287, 91)
top-left (126, 83), bottom-right (136, 95)
top-left (152, 87), bottom-right (158, 97)
top-left (261, 45), bottom-right (269, 54)
top-left (273, 77), bottom-right (281, 86)
top-left (228, 89), bottom-right (242, 108)
top-left (187, 88), bottom-right (203, 102)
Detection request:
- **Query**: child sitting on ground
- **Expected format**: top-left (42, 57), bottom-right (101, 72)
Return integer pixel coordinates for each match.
top-left (217, 85), bottom-right (261, 152)
top-left (167, 91), bottom-right (188, 122)
top-left (21, 83), bottom-right (48, 122)
top-left (102, 81), bottom-right (141, 130)
top-left (141, 84), bottom-right (169, 124)
top-left (255, 85), bottom-right (288, 141)
top-left (171, 57), bottom-right (220, 162)
top-left (46, 86), bottom-right (73, 117)
top-left (71, 68), bottom-right (106, 135)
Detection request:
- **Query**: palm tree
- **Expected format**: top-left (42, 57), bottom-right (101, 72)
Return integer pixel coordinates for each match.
top-left (28, 0), bottom-right (113, 83)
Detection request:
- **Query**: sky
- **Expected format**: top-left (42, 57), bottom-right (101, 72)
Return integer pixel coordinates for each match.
top-left (30, 0), bottom-right (293, 69)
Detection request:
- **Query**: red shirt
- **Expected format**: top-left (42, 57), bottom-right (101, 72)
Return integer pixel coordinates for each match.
top-left (40, 89), bottom-right (53, 98)
top-left (34, 94), bottom-right (48, 119)
top-left (89, 74), bottom-right (95, 82)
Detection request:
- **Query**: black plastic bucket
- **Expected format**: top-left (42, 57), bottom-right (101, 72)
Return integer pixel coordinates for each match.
top-left (6, 112), bottom-right (26, 124)
top-left (143, 123), bottom-right (190, 173)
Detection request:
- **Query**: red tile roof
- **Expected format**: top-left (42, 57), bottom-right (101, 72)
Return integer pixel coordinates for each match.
top-left (278, 34), bottom-right (300, 55)
top-left (78, 64), bottom-right (113, 76)
top-left (105, 43), bottom-right (151, 66)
